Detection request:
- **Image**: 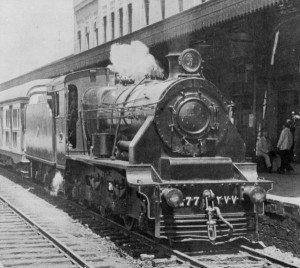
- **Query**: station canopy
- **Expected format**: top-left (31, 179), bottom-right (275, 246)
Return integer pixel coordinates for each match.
top-left (0, 0), bottom-right (287, 91)
top-left (138, 0), bottom-right (287, 45)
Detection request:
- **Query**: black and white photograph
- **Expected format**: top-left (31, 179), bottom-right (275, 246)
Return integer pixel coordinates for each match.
top-left (0, 0), bottom-right (300, 267)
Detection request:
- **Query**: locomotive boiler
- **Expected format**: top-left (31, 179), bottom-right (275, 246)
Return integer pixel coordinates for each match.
top-left (59, 48), bottom-right (272, 243)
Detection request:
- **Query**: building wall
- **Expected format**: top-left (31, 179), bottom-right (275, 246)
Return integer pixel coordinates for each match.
top-left (73, 0), bottom-right (210, 54)
top-left (74, 0), bottom-right (99, 53)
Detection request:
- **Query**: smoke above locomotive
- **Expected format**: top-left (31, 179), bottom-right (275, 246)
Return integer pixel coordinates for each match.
top-left (108, 41), bottom-right (164, 81)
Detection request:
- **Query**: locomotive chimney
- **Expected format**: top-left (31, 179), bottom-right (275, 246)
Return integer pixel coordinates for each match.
top-left (166, 52), bottom-right (182, 79)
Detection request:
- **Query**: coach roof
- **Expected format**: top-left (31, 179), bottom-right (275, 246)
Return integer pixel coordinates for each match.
top-left (0, 79), bottom-right (52, 104)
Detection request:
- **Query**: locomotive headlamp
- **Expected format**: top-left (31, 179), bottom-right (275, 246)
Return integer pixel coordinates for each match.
top-left (243, 185), bottom-right (266, 204)
top-left (178, 49), bottom-right (202, 73)
top-left (162, 188), bottom-right (183, 208)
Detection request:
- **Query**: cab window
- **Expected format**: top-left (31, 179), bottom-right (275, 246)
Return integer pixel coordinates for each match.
top-left (54, 92), bottom-right (60, 117)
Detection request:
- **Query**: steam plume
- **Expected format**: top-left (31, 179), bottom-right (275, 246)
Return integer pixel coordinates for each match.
top-left (50, 171), bottom-right (63, 196)
top-left (108, 41), bottom-right (163, 80)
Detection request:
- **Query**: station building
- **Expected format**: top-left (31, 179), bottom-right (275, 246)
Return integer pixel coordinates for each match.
top-left (1, 0), bottom-right (300, 159)
top-left (73, 0), bottom-right (209, 54)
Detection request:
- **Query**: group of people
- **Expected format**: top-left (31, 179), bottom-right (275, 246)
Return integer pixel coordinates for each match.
top-left (256, 120), bottom-right (294, 174)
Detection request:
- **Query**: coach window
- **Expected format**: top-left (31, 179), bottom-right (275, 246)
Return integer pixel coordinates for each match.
top-left (12, 109), bottom-right (19, 129)
top-left (6, 106), bottom-right (12, 147)
top-left (5, 132), bottom-right (10, 146)
top-left (5, 109), bottom-right (11, 128)
top-left (12, 109), bottom-right (19, 149)
top-left (12, 132), bottom-right (17, 148)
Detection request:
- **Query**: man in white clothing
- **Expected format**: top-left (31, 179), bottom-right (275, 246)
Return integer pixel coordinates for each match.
top-left (256, 130), bottom-right (273, 173)
top-left (277, 121), bottom-right (293, 173)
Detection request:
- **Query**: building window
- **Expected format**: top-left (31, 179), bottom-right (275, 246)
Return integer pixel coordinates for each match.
top-left (111, 12), bottom-right (115, 40)
top-left (161, 0), bottom-right (165, 19)
top-left (144, 0), bottom-right (150, 26)
top-left (103, 16), bottom-right (107, 42)
top-left (5, 109), bottom-right (11, 128)
top-left (12, 132), bottom-right (17, 148)
top-left (119, 8), bottom-right (123, 37)
top-left (178, 0), bottom-right (183, 12)
top-left (77, 30), bottom-right (81, 52)
top-left (12, 109), bottom-right (19, 129)
top-left (85, 26), bottom-right (90, 49)
top-left (128, 3), bottom-right (132, 33)
top-left (94, 22), bottom-right (99, 46)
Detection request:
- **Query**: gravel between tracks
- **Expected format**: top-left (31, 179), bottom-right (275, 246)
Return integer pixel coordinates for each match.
top-left (0, 174), bottom-right (143, 268)
top-left (257, 245), bottom-right (300, 267)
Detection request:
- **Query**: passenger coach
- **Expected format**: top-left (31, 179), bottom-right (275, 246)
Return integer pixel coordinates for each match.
top-left (0, 80), bottom-right (51, 170)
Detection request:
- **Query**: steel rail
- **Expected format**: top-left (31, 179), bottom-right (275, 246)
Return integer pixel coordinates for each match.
top-left (0, 194), bottom-right (95, 268)
top-left (240, 245), bottom-right (300, 268)
top-left (68, 200), bottom-right (209, 268)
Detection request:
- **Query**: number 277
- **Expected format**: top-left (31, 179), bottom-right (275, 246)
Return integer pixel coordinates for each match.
top-left (180, 196), bottom-right (200, 206)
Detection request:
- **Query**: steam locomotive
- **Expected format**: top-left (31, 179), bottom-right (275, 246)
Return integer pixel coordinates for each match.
top-left (0, 48), bottom-right (272, 244)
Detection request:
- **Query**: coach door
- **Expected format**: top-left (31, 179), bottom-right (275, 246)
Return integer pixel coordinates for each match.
top-left (53, 88), bottom-right (66, 168)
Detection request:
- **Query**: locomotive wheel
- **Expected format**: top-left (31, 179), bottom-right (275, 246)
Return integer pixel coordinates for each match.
top-left (123, 216), bottom-right (137, 230)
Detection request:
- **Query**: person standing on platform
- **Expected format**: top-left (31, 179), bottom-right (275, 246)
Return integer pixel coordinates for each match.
top-left (256, 130), bottom-right (274, 173)
top-left (277, 121), bottom-right (293, 173)
top-left (293, 113), bottom-right (300, 163)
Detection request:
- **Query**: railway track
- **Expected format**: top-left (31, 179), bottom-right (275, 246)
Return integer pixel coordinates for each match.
top-left (0, 194), bottom-right (94, 268)
top-left (0, 167), bottom-right (299, 268)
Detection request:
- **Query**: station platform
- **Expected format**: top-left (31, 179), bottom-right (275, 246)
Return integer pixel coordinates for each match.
top-left (258, 163), bottom-right (300, 205)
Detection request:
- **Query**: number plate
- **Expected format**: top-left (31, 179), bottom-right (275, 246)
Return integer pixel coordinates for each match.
top-left (180, 195), bottom-right (239, 207)
top-left (180, 196), bottom-right (200, 207)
